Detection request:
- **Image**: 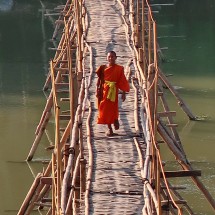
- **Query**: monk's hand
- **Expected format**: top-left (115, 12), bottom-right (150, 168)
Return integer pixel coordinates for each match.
top-left (121, 91), bottom-right (126, 102)
top-left (96, 87), bottom-right (101, 98)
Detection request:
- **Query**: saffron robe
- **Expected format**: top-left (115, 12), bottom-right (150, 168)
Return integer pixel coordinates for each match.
top-left (96, 64), bottom-right (130, 124)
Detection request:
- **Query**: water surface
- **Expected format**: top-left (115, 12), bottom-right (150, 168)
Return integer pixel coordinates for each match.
top-left (154, 0), bottom-right (215, 214)
top-left (0, 1), bottom-right (61, 214)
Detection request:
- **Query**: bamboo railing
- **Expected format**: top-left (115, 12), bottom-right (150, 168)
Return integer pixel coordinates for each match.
top-left (129, 0), bottom-right (215, 214)
top-left (19, 0), bottom-right (215, 214)
top-left (19, 0), bottom-right (86, 214)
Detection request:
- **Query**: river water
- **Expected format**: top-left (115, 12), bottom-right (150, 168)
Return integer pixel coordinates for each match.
top-left (154, 0), bottom-right (215, 214)
top-left (0, 0), bottom-right (214, 214)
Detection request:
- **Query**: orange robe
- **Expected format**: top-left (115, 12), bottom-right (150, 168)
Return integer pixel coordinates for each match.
top-left (96, 64), bottom-right (130, 124)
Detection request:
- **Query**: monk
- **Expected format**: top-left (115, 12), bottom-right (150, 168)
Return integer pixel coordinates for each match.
top-left (96, 51), bottom-right (130, 136)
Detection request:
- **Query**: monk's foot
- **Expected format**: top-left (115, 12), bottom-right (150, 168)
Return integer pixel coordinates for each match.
top-left (105, 130), bottom-right (118, 137)
top-left (114, 119), bottom-right (119, 130)
top-left (106, 129), bottom-right (114, 137)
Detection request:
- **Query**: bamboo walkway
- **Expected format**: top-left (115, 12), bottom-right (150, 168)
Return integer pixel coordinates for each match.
top-left (81, 1), bottom-right (144, 213)
top-left (18, 0), bottom-right (215, 215)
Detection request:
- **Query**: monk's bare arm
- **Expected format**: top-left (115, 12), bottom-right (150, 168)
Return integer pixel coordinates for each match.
top-left (121, 91), bottom-right (126, 102)
top-left (96, 65), bottom-right (105, 98)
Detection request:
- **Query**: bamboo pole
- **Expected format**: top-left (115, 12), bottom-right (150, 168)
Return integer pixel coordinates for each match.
top-left (158, 118), bottom-right (188, 162)
top-left (157, 121), bottom-right (188, 164)
top-left (35, 93), bottom-right (53, 136)
top-left (84, 101), bottom-right (93, 215)
top-left (27, 111), bottom-right (51, 161)
top-left (44, 4), bottom-right (75, 91)
top-left (28, 35), bottom-right (74, 161)
top-left (153, 37), bottom-right (162, 215)
top-left (79, 115), bottom-right (86, 194)
top-left (158, 85), bottom-right (182, 143)
top-left (65, 154), bottom-right (81, 214)
top-left (44, 38), bottom-right (66, 91)
top-left (136, 101), bottom-right (160, 213)
top-left (52, 0), bottom-right (72, 41)
top-left (56, 107), bottom-right (61, 213)
top-left (50, 58), bottom-right (62, 214)
top-left (52, 156), bottom-right (56, 214)
top-left (36, 66), bottom-right (64, 136)
top-left (75, 0), bottom-right (83, 75)
top-left (136, 0), bottom-right (140, 47)
top-left (61, 120), bottom-right (72, 170)
top-left (61, 79), bottom-right (85, 214)
top-left (61, 0), bottom-right (83, 208)
top-left (85, 43), bottom-right (93, 88)
top-left (161, 180), bottom-right (195, 215)
top-left (156, 150), bottom-right (162, 215)
top-left (17, 173), bottom-right (42, 215)
top-left (146, 63), bottom-right (157, 194)
top-left (158, 121), bottom-right (215, 210)
top-left (158, 90), bottom-right (187, 157)
top-left (23, 161), bottom-right (52, 214)
top-left (24, 182), bottom-right (51, 214)
top-left (158, 68), bottom-right (196, 120)
top-left (131, 78), bottom-right (140, 134)
top-left (45, 207), bottom-right (52, 215)
top-left (147, 13), bottom-right (151, 67)
top-left (68, 41), bottom-right (75, 127)
top-left (129, 0), bottom-right (146, 84)
top-left (61, 129), bottom-right (76, 214)
top-left (22, 1), bottom-right (82, 214)
top-left (142, 0), bottom-right (146, 76)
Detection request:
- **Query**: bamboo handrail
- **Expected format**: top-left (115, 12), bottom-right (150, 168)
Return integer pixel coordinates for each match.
top-left (84, 100), bottom-right (93, 215)
top-left (65, 154), bottom-right (81, 214)
top-left (21, 0), bottom-right (85, 213)
top-left (61, 78), bottom-right (85, 214)
top-left (50, 60), bottom-right (62, 213)
top-left (129, 1), bottom-right (207, 214)
top-left (131, 78), bottom-right (140, 134)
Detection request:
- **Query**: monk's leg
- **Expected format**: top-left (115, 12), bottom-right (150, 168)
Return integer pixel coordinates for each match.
top-left (114, 119), bottom-right (119, 130)
top-left (106, 124), bottom-right (113, 136)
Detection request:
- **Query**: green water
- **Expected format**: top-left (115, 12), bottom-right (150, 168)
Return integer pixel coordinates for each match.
top-left (0, 1), bottom-right (61, 214)
top-left (154, 0), bottom-right (215, 214)
top-left (0, 0), bottom-right (214, 214)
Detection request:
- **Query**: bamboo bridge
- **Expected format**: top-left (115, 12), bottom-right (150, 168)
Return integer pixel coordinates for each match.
top-left (18, 0), bottom-right (215, 214)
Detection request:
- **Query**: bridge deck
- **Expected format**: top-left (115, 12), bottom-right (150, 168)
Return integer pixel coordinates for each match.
top-left (81, 0), bottom-right (144, 213)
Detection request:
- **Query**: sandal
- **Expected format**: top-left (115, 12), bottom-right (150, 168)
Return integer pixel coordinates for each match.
top-left (114, 119), bottom-right (119, 130)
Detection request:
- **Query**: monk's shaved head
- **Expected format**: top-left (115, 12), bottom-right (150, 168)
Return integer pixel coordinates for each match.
top-left (107, 51), bottom-right (117, 57)
top-left (107, 51), bottom-right (117, 66)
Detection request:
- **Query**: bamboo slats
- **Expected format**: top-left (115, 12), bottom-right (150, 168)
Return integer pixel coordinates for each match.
top-left (19, 0), bottom-right (215, 214)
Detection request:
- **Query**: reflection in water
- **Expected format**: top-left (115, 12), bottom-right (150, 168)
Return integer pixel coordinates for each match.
top-left (40, 0), bottom-right (50, 77)
top-left (156, 1), bottom-right (215, 214)
top-left (0, 1), bottom-right (59, 214)
top-left (0, 0), bottom-right (13, 12)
